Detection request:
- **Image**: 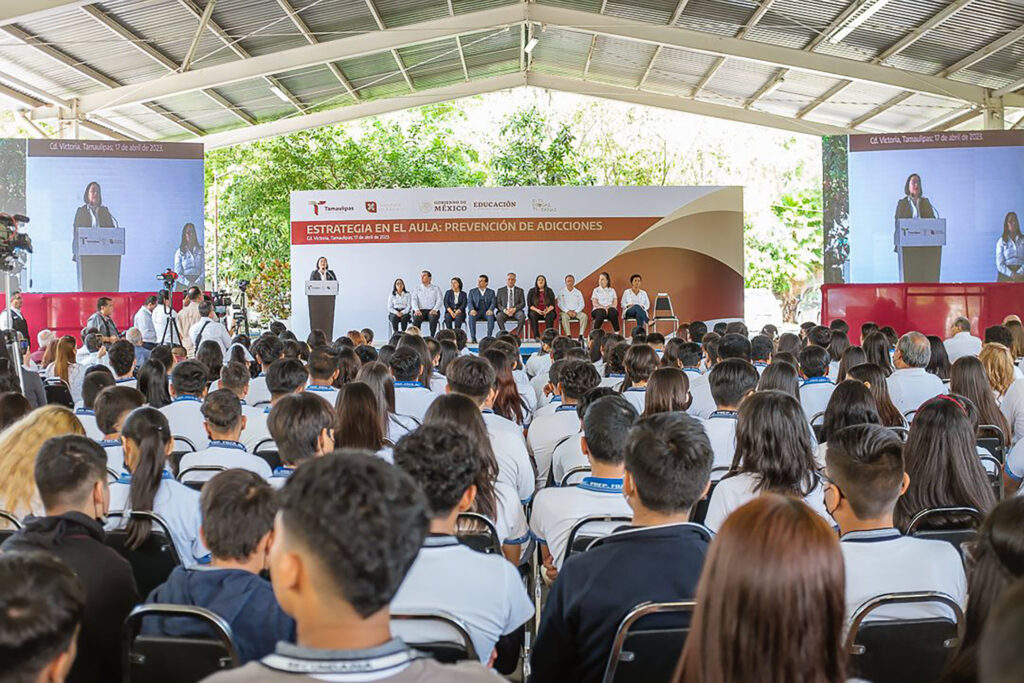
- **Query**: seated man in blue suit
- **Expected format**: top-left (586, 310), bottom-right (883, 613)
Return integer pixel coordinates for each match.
top-left (467, 274), bottom-right (496, 343)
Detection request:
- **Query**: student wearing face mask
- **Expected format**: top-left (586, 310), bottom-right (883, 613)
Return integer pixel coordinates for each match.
top-left (1, 435), bottom-right (140, 683)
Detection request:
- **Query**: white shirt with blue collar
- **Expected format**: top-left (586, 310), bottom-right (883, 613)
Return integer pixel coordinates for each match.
top-left (840, 527), bottom-right (966, 623)
top-left (482, 410), bottom-right (535, 504)
top-left (268, 465), bottom-right (295, 490)
top-left (178, 440), bottom-right (273, 482)
top-left (527, 403), bottom-right (581, 489)
top-left (621, 385), bottom-right (647, 414)
top-left (687, 372), bottom-right (716, 419)
top-left (533, 394), bottom-right (562, 419)
top-left (799, 376), bottom-right (836, 421)
top-left (158, 395), bottom-right (209, 451)
top-left (528, 475), bottom-right (632, 570)
top-left (246, 373), bottom-right (272, 406)
top-left (305, 383), bottom-right (339, 408)
top-left (429, 372), bottom-right (448, 395)
top-left (393, 381), bottom-right (438, 422)
top-left (702, 410), bottom-right (738, 471)
top-left (98, 438), bottom-right (125, 473)
top-left (550, 431), bottom-right (586, 486)
top-left (75, 407), bottom-right (104, 441)
top-left (388, 412), bottom-right (420, 444)
top-left (753, 361), bottom-right (769, 376)
top-left (107, 470), bottom-right (210, 568)
top-left (239, 405), bottom-right (272, 452)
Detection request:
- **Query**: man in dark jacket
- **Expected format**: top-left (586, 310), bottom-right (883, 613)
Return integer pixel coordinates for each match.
top-left (1, 435), bottom-right (139, 683)
top-left (530, 413), bottom-right (714, 683)
top-left (143, 469), bottom-right (294, 663)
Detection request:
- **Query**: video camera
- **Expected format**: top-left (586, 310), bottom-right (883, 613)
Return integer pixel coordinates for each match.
top-left (156, 268), bottom-right (178, 291)
top-left (0, 214), bottom-right (32, 273)
top-left (212, 290), bottom-right (233, 317)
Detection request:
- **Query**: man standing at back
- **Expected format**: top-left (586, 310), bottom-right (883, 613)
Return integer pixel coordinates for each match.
top-left (188, 300), bottom-right (233, 355)
top-left (178, 287), bottom-right (203, 355)
top-left (133, 295), bottom-right (158, 349)
top-left (495, 272), bottom-right (526, 337)
top-left (944, 316), bottom-right (982, 362)
top-left (887, 331), bottom-right (945, 415)
top-left (86, 297), bottom-right (119, 344)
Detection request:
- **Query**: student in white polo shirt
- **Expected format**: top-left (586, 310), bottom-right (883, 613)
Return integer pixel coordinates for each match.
top-left (619, 344), bottom-right (658, 414)
top-left (598, 342), bottom-right (628, 390)
top-left (690, 334), bottom-right (750, 419)
top-left (391, 424), bottom-right (533, 673)
top-left (106, 340), bottom-right (138, 388)
top-left (265, 392), bottom-right (335, 489)
top-left (530, 395), bottom-right (637, 578)
top-left (304, 346), bottom-right (340, 407)
top-left (887, 331), bottom-right (946, 415)
top-left (750, 334), bottom-right (772, 376)
top-left (824, 423), bottom-right (966, 622)
top-left (550, 387), bottom-right (618, 486)
top-left (246, 335), bottom-right (284, 406)
top-left (526, 329), bottom-right (558, 379)
top-left (158, 359), bottom-right (211, 451)
top-left (528, 360), bottom-right (601, 488)
top-left (703, 359), bottom-right (759, 471)
top-left (240, 359), bottom-right (309, 456)
top-left (76, 370), bottom-right (115, 441)
top-left (389, 346), bottom-right (437, 422)
top-left (798, 345), bottom-right (837, 421)
top-left (704, 390), bottom-right (831, 533)
top-left (534, 359), bottom-right (569, 419)
top-left (179, 390), bottom-right (272, 483)
top-left (93, 385), bottom-right (145, 473)
top-left (445, 355), bottom-right (535, 504)
top-left (217, 361), bottom-right (265, 444)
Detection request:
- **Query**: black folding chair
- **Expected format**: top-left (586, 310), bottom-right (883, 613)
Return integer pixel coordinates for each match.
top-left (43, 378), bottom-right (74, 408)
top-left (559, 465), bottom-right (591, 487)
top-left (107, 467), bottom-right (121, 483)
top-left (177, 465), bottom-right (228, 491)
top-left (810, 411), bottom-right (826, 442)
top-left (601, 601), bottom-right (696, 683)
top-left (904, 409), bottom-right (917, 423)
top-left (689, 467), bottom-right (730, 526)
top-left (455, 512), bottom-right (501, 555)
top-left (977, 424), bottom-right (1007, 499)
top-left (122, 604), bottom-right (239, 683)
top-left (907, 507), bottom-right (983, 557)
top-left (390, 610), bottom-right (478, 663)
top-left (846, 592), bottom-right (964, 683)
top-left (168, 436), bottom-right (197, 477)
top-left (105, 511), bottom-right (182, 598)
top-left (563, 514), bottom-right (632, 565)
top-left (253, 438), bottom-right (281, 470)
top-left (0, 509), bottom-right (22, 544)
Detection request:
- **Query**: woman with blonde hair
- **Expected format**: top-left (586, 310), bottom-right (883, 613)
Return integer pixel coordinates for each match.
top-left (979, 342), bottom-right (1016, 400)
top-left (0, 406), bottom-right (85, 523)
top-left (44, 335), bottom-right (87, 402)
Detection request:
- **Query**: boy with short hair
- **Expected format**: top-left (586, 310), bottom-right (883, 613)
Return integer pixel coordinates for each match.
top-left (361, 327), bottom-right (374, 345)
top-left (0, 553), bottom-right (86, 683)
top-left (144, 469), bottom-right (295, 663)
top-left (106, 340), bottom-right (137, 386)
top-left (266, 392), bottom-right (335, 488)
top-left (646, 332), bottom-right (665, 355)
top-left (798, 345), bottom-right (836, 420)
top-left (203, 452), bottom-right (492, 683)
top-left (76, 370), bottom-right (115, 440)
top-left (248, 334), bottom-right (285, 405)
top-left (750, 334), bottom-right (773, 374)
top-left (389, 346), bottom-right (437, 420)
top-left (532, 412), bottom-right (713, 683)
top-left (704, 358), bottom-right (759, 470)
top-left (241, 358), bottom-right (310, 453)
top-left (528, 359), bottom-right (601, 487)
top-left (219, 361), bottom-right (267, 450)
top-left (159, 359), bottom-right (210, 449)
top-left (550, 386), bottom-right (618, 486)
top-left (391, 425), bottom-right (533, 669)
top-left (305, 346), bottom-right (340, 406)
top-left (93, 385), bottom-right (145, 472)
top-left (825, 423), bottom-right (966, 621)
top-left (179, 389), bottom-right (272, 482)
top-left (678, 342), bottom-right (703, 376)
top-left (529, 395), bottom-right (638, 579)
top-left (526, 328), bottom-right (559, 379)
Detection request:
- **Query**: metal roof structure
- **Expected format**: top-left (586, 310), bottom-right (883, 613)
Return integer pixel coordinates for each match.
top-left (0, 0), bottom-right (1021, 147)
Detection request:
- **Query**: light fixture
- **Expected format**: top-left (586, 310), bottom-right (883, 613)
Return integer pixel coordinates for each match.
top-left (269, 85), bottom-right (290, 103)
top-left (524, 37), bottom-right (539, 54)
top-left (826, 0), bottom-right (892, 45)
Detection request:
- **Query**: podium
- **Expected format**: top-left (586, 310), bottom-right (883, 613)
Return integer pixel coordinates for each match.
top-left (75, 226), bottom-right (124, 292)
top-left (896, 218), bottom-right (946, 283)
top-left (306, 280), bottom-right (338, 337)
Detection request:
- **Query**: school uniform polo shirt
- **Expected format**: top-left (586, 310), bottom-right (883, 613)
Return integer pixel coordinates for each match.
top-left (753, 361), bottom-right (769, 376)
top-left (429, 372), bottom-right (448, 395)
top-left (840, 528), bottom-right (966, 622)
top-left (482, 410), bottom-right (535, 503)
top-left (75, 408), bottom-right (104, 441)
top-left (159, 395), bottom-right (210, 450)
top-left (529, 477), bottom-right (632, 570)
top-left (702, 410), bottom-right (738, 470)
top-left (687, 373), bottom-right (716, 419)
top-left (1000, 378), bottom-right (1024, 446)
top-left (393, 381), bottom-right (438, 422)
top-left (799, 376), bottom-right (837, 421)
top-left (99, 439), bottom-right (125, 473)
top-left (388, 413), bottom-right (420, 444)
top-left (304, 383), bottom-right (338, 407)
top-left (179, 440), bottom-right (273, 482)
top-left (886, 367), bottom-right (946, 415)
top-left (246, 374), bottom-right (272, 406)
top-left (531, 373), bottom-right (550, 405)
top-left (107, 471), bottom-right (210, 568)
top-left (550, 432), bottom-right (586, 486)
top-left (526, 352), bottom-right (552, 379)
top-left (268, 466), bottom-right (294, 490)
top-left (531, 523), bottom-right (710, 683)
top-left (598, 374), bottom-right (624, 390)
top-left (494, 481), bottom-right (530, 547)
top-left (533, 395), bottom-right (561, 419)
top-left (115, 376), bottom-right (138, 389)
top-left (528, 404), bottom-right (582, 489)
top-left (621, 387), bottom-right (646, 414)
top-left (391, 535), bottom-right (534, 663)
top-left (240, 405), bottom-right (272, 452)
top-left (704, 472), bottom-right (832, 533)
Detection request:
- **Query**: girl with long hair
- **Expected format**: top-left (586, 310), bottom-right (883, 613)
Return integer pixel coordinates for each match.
top-left (137, 359), bottom-right (172, 408)
top-left (863, 331), bottom-right (894, 376)
top-left (950, 356), bottom-right (1011, 445)
top-left (704, 390), bottom-right (829, 532)
top-left (600, 341), bottom-right (629, 386)
top-left (927, 334), bottom-right (952, 381)
top-left (660, 336), bottom-right (687, 369)
top-left (397, 333), bottom-right (434, 389)
top-left (0, 406), bottom-right (85, 523)
top-left (482, 348), bottom-right (525, 426)
top-left (643, 367), bottom-right (691, 416)
top-left (108, 407), bottom-right (206, 566)
top-left (44, 335), bottom-right (86, 401)
top-left (334, 346), bottom-right (361, 388)
top-left (817, 380), bottom-right (880, 464)
top-left (195, 340), bottom-right (223, 386)
top-left (1005, 318), bottom-right (1024, 358)
top-left (893, 395), bottom-right (995, 532)
top-left (756, 361), bottom-right (801, 402)
top-left (846, 362), bottom-right (905, 427)
top-left (676, 495), bottom-right (846, 683)
top-left (356, 361), bottom-right (417, 443)
top-left (837, 345), bottom-right (867, 382)
top-left (333, 382), bottom-right (389, 459)
top-left (979, 342), bottom-right (1017, 400)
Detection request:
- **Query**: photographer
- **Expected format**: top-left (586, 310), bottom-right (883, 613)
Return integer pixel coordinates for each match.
top-left (152, 289), bottom-right (179, 346)
top-left (187, 300), bottom-right (233, 355)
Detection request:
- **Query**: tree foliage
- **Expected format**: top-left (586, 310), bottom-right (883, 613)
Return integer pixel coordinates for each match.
top-left (489, 106), bottom-right (594, 187)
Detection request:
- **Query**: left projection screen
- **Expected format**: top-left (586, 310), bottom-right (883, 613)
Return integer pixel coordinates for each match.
top-left (0, 138), bottom-right (205, 293)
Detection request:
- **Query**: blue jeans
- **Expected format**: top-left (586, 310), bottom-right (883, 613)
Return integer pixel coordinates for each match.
top-left (623, 305), bottom-right (649, 329)
top-left (467, 306), bottom-right (495, 340)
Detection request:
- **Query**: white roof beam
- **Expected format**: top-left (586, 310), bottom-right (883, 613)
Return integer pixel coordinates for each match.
top-left (637, 0), bottom-right (692, 89)
top-left (362, 0), bottom-right (414, 91)
top-left (276, 0), bottom-right (359, 100)
top-left (0, 1), bottom-right (94, 27)
top-left (994, 77), bottom-right (1024, 98)
top-left (201, 72), bottom-right (526, 148)
top-left (698, 0), bottom-right (777, 100)
top-left (30, 4), bottom-right (525, 118)
top-left (924, 106), bottom-right (979, 131)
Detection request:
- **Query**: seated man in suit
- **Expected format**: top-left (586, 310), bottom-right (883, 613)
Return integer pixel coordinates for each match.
top-left (467, 274), bottom-right (496, 343)
top-left (495, 272), bottom-right (526, 337)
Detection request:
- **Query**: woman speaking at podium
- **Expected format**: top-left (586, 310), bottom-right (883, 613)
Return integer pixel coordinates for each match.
top-left (997, 212), bottom-right (1024, 282)
top-left (73, 181), bottom-right (116, 229)
top-left (309, 256), bottom-right (336, 281)
top-left (173, 222), bottom-right (205, 290)
top-left (894, 173), bottom-right (937, 223)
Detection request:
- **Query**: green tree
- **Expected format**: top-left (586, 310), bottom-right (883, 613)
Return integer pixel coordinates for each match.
top-left (489, 106), bottom-right (594, 186)
top-left (745, 187), bottom-right (823, 322)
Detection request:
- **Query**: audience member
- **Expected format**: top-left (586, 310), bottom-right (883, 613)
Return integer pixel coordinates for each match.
top-left (389, 346), bottom-right (437, 421)
top-left (846, 362), bottom-right (905, 427)
top-left (978, 578), bottom-right (1024, 683)
top-left (927, 334), bottom-right (952, 380)
top-left (756, 359), bottom-right (801, 401)
top-left (817, 380), bottom-right (880, 464)
top-left (178, 389), bottom-right (271, 482)
top-left (266, 392), bottom-right (335, 487)
top-left (248, 335), bottom-right (284, 405)
top-left (333, 382), bottom-right (389, 460)
top-left (704, 358), bottom-right (759, 471)
top-left (357, 361), bottom-right (418, 443)
top-left (642, 366), bottom-right (691, 416)
top-left (549, 386), bottom-right (617, 486)
top-left (950, 356), bottom-right (1011, 447)
top-left (94, 385), bottom-right (146, 472)
top-left (888, 332), bottom-right (945, 414)
top-left (837, 345), bottom-right (867, 382)
top-left (863, 330), bottom-right (894, 377)
top-left (528, 359), bottom-right (600, 487)
top-left (76, 370), bottom-right (114, 440)
top-left (137, 359), bottom-right (171, 409)
top-left (159, 358), bottom-right (210, 449)
top-left (619, 343), bottom-right (659, 414)
top-left (0, 390), bottom-right (30, 431)
top-left (798, 345), bottom-right (837, 420)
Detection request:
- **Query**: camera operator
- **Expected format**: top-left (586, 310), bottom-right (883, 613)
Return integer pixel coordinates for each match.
top-left (132, 295), bottom-right (158, 349)
top-left (152, 289), bottom-right (179, 347)
top-left (187, 299), bottom-right (233, 355)
top-left (178, 286), bottom-right (203, 356)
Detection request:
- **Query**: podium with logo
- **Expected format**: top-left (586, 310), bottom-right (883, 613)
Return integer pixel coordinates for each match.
top-left (896, 218), bottom-right (946, 283)
top-left (75, 226), bottom-right (124, 291)
top-left (306, 280), bottom-right (338, 337)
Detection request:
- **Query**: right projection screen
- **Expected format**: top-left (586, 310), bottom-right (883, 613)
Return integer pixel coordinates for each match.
top-left (823, 130), bottom-right (1024, 285)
